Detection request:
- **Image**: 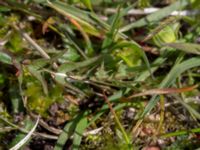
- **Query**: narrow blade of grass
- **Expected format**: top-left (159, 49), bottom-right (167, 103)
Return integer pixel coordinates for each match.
top-left (164, 43), bottom-right (200, 55)
top-left (160, 127), bottom-right (200, 138)
top-left (120, 0), bottom-right (190, 32)
top-left (58, 55), bottom-right (102, 73)
top-left (47, 0), bottom-right (100, 36)
top-left (72, 111), bottom-right (88, 150)
top-left (124, 84), bottom-right (198, 100)
top-left (142, 57), bottom-right (200, 118)
top-left (54, 113), bottom-right (85, 150)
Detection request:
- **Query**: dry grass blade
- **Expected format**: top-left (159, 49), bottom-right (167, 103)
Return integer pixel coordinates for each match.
top-left (123, 84), bottom-right (198, 101)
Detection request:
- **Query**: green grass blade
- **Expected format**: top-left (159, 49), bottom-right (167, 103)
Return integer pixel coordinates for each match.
top-left (165, 43), bottom-right (200, 55)
top-left (47, 0), bottom-right (99, 36)
top-left (102, 6), bottom-right (121, 50)
top-left (72, 111), bottom-right (88, 150)
top-left (58, 55), bottom-right (101, 73)
top-left (173, 94), bottom-right (200, 120)
top-left (54, 113), bottom-right (85, 150)
top-left (134, 57), bottom-right (166, 82)
top-left (120, 0), bottom-right (190, 32)
top-left (141, 57), bottom-right (200, 117)
top-left (160, 127), bottom-right (200, 138)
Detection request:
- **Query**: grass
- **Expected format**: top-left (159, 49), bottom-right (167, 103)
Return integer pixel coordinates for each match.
top-left (0, 0), bottom-right (200, 149)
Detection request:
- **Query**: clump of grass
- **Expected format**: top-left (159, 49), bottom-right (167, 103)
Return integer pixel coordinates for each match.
top-left (0, 0), bottom-right (200, 149)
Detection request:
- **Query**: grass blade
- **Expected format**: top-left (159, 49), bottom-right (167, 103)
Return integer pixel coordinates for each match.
top-left (102, 6), bottom-right (121, 50)
top-left (142, 57), bottom-right (200, 117)
top-left (164, 43), bottom-right (200, 55)
top-left (28, 65), bottom-right (48, 95)
top-left (120, 0), bottom-right (190, 32)
top-left (47, 0), bottom-right (99, 36)
top-left (58, 55), bottom-right (102, 73)
top-left (72, 111), bottom-right (88, 150)
top-left (160, 127), bottom-right (200, 138)
top-left (124, 84), bottom-right (198, 100)
top-left (54, 113), bottom-right (85, 150)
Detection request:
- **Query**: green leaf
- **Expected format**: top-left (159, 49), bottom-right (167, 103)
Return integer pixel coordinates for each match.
top-left (72, 111), bottom-right (88, 150)
top-left (30, 58), bottom-right (50, 70)
top-left (173, 94), bottom-right (200, 120)
top-left (116, 47), bottom-right (141, 67)
top-left (120, 0), bottom-right (190, 32)
top-left (164, 43), bottom-right (200, 55)
top-left (58, 55), bottom-right (102, 73)
top-left (32, 0), bottom-right (46, 3)
top-left (141, 57), bottom-right (200, 117)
